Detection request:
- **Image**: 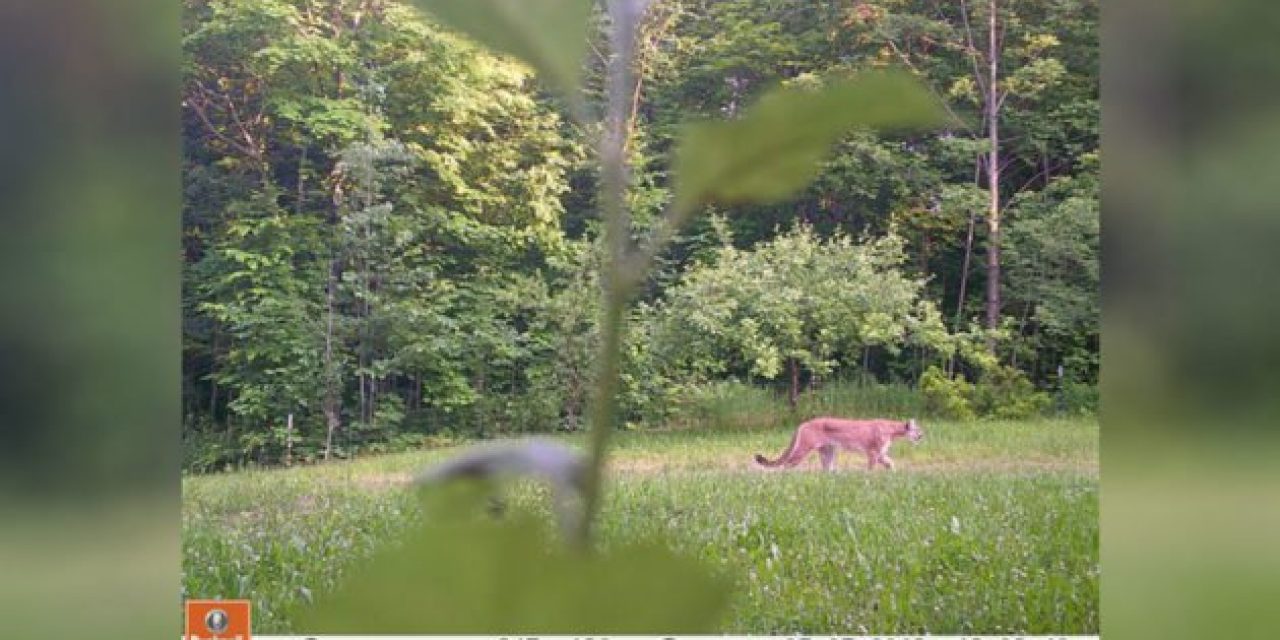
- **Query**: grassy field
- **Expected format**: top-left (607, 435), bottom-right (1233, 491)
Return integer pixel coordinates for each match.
top-left (183, 418), bottom-right (1098, 634)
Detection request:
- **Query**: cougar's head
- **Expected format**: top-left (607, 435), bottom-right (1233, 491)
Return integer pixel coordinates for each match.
top-left (905, 418), bottom-right (924, 443)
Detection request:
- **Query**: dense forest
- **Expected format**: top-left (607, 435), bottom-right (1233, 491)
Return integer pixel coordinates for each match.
top-left (182, 0), bottom-right (1098, 470)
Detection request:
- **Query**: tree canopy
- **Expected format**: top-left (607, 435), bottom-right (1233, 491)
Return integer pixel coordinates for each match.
top-left (182, 0), bottom-right (1098, 470)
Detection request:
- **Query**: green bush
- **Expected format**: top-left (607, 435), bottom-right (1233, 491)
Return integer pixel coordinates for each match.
top-left (1058, 381), bottom-right (1099, 416)
top-left (372, 394), bottom-right (407, 433)
top-left (181, 428), bottom-right (237, 473)
top-left (921, 364), bottom-right (1051, 420)
top-left (920, 366), bottom-right (978, 420)
top-left (972, 364), bottom-right (1052, 419)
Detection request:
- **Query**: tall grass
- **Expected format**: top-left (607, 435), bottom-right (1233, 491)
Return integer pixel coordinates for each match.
top-left (183, 418), bottom-right (1097, 633)
top-left (796, 379), bottom-right (925, 421)
top-left (664, 379), bottom-right (925, 432)
top-left (597, 470), bottom-right (1097, 634)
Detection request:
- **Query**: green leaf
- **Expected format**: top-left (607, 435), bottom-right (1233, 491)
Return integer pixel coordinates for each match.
top-left (407, 0), bottom-right (592, 112)
top-left (671, 71), bottom-right (946, 212)
top-left (293, 485), bottom-right (731, 633)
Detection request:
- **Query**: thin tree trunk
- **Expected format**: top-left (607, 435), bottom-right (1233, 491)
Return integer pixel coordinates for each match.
top-left (358, 369), bottom-right (366, 426)
top-left (1012, 300), bottom-right (1035, 367)
top-left (225, 391), bottom-right (235, 444)
top-left (322, 169), bottom-right (343, 460)
top-left (954, 208), bottom-right (977, 332)
top-left (208, 331), bottom-right (220, 424)
top-left (983, 0), bottom-right (1002, 339)
top-left (208, 379), bottom-right (219, 426)
top-left (474, 367), bottom-right (486, 435)
top-left (323, 256), bottom-right (341, 461)
top-left (950, 207), bottom-right (978, 376)
top-left (323, 46), bottom-right (348, 461)
top-left (284, 413), bottom-right (294, 466)
top-left (788, 358), bottom-right (800, 409)
top-left (208, 363), bottom-right (221, 422)
top-left (920, 231), bottom-right (931, 274)
top-left (296, 143), bottom-right (307, 216)
top-left (360, 237), bottom-right (372, 425)
top-left (566, 367), bottom-right (583, 431)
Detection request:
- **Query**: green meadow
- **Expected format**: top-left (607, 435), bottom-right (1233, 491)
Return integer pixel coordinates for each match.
top-left (183, 418), bottom-right (1097, 634)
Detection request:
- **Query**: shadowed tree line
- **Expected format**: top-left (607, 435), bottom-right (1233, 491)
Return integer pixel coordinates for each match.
top-left (182, 0), bottom-right (1097, 470)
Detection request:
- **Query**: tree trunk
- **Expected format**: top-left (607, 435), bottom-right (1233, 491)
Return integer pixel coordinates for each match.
top-left (208, 379), bottom-right (219, 426)
top-left (296, 143), bottom-right (307, 216)
top-left (207, 328), bottom-right (221, 424)
top-left (224, 391), bottom-right (238, 466)
top-left (225, 392), bottom-right (236, 444)
top-left (951, 204), bottom-right (979, 376)
top-left (474, 366), bottom-right (486, 435)
top-left (323, 256), bottom-right (341, 460)
top-left (983, 0), bottom-right (1002, 339)
top-left (1013, 300), bottom-right (1035, 368)
top-left (566, 385), bottom-right (580, 432)
top-left (284, 413), bottom-right (294, 466)
top-left (954, 207), bottom-right (978, 330)
top-left (920, 231), bottom-right (931, 274)
top-left (788, 358), bottom-right (800, 410)
top-left (323, 49), bottom-right (348, 460)
top-left (358, 369), bottom-right (367, 426)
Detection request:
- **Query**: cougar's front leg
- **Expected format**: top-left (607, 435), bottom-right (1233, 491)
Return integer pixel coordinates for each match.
top-left (818, 445), bottom-right (837, 471)
top-left (864, 450), bottom-right (878, 471)
top-left (877, 443), bottom-right (895, 470)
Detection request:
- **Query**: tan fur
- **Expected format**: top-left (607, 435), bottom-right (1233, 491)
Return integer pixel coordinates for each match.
top-left (754, 417), bottom-right (923, 471)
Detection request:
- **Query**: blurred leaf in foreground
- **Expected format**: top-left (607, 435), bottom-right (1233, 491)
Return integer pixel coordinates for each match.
top-left (407, 0), bottom-right (593, 114)
top-left (672, 70), bottom-right (947, 213)
top-left (295, 484), bottom-right (731, 633)
top-left (414, 439), bottom-right (588, 543)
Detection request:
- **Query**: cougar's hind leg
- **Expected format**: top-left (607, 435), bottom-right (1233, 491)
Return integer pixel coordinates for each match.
top-left (819, 445), bottom-right (837, 471)
top-left (865, 450), bottom-right (878, 471)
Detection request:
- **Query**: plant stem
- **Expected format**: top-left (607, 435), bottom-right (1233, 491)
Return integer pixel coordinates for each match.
top-left (578, 0), bottom-right (645, 549)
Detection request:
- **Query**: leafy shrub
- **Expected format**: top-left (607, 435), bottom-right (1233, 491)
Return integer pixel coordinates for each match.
top-left (359, 432), bottom-right (436, 456)
top-left (372, 394), bottom-right (407, 433)
top-left (1059, 381), bottom-right (1099, 416)
top-left (921, 364), bottom-right (1050, 420)
top-left (920, 366), bottom-right (978, 420)
top-left (182, 429), bottom-right (237, 473)
top-left (971, 364), bottom-right (1052, 419)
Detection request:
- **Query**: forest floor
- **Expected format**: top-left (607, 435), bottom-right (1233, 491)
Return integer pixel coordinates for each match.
top-left (183, 417), bottom-right (1098, 634)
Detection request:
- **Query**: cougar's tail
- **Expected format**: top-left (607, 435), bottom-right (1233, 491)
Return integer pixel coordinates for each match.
top-left (753, 453), bottom-right (779, 466)
top-left (754, 428), bottom-right (801, 468)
